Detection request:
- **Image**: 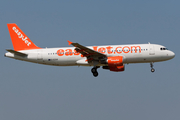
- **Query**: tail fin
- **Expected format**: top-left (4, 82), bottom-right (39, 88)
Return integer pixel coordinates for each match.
top-left (7, 23), bottom-right (41, 51)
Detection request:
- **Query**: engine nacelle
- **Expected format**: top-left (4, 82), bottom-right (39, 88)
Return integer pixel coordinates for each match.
top-left (107, 56), bottom-right (123, 66)
top-left (102, 56), bottom-right (125, 72)
top-left (103, 65), bottom-right (125, 72)
top-left (109, 65), bottom-right (125, 72)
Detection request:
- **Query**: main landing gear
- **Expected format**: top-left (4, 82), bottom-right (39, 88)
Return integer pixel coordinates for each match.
top-left (150, 62), bottom-right (155, 72)
top-left (91, 66), bottom-right (100, 77)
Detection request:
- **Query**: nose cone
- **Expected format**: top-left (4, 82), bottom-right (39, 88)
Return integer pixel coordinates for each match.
top-left (168, 51), bottom-right (175, 59)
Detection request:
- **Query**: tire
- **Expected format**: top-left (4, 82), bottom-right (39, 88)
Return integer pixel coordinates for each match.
top-left (151, 68), bottom-right (155, 72)
top-left (91, 68), bottom-right (97, 73)
top-left (93, 72), bottom-right (98, 77)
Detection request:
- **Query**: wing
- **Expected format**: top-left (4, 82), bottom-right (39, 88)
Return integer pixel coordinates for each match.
top-left (68, 41), bottom-right (107, 64)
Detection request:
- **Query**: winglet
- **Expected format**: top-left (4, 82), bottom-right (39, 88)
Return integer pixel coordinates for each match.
top-left (67, 40), bottom-right (73, 45)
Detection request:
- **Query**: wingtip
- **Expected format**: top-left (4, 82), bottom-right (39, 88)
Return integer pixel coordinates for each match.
top-left (67, 40), bottom-right (73, 45)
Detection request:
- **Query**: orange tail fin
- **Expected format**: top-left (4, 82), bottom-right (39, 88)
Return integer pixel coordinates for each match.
top-left (7, 23), bottom-right (41, 51)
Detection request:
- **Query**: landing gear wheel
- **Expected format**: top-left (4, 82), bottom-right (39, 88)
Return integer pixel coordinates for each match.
top-left (93, 72), bottom-right (98, 77)
top-left (91, 67), bottom-right (99, 77)
top-left (91, 68), bottom-right (97, 73)
top-left (151, 68), bottom-right (155, 72)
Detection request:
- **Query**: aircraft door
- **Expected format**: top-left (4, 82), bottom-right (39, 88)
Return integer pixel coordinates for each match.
top-left (149, 45), bottom-right (155, 55)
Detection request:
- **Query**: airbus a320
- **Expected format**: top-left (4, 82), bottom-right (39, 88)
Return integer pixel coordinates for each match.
top-left (5, 23), bottom-right (175, 77)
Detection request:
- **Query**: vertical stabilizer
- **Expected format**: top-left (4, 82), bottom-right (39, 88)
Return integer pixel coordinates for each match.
top-left (7, 23), bottom-right (41, 51)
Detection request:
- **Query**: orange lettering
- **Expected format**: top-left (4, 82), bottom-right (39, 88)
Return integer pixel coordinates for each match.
top-left (98, 47), bottom-right (106, 53)
top-left (93, 46), bottom-right (98, 51)
top-left (57, 49), bottom-right (64, 56)
top-left (65, 49), bottom-right (73, 56)
top-left (115, 47), bottom-right (122, 54)
top-left (106, 46), bottom-right (113, 54)
top-left (131, 46), bottom-right (141, 53)
top-left (57, 46), bottom-right (141, 57)
top-left (123, 46), bottom-right (130, 53)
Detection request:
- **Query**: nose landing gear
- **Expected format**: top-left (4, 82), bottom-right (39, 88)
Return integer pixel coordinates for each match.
top-left (91, 66), bottom-right (99, 77)
top-left (150, 63), bottom-right (155, 72)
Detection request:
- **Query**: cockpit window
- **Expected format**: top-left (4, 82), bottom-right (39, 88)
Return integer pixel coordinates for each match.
top-left (160, 48), bottom-right (168, 50)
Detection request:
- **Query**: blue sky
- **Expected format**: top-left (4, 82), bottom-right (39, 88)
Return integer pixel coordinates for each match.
top-left (0, 0), bottom-right (180, 120)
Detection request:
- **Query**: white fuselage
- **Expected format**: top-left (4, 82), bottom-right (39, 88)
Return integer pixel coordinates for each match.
top-left (5, 43), bottom-right (175, 66)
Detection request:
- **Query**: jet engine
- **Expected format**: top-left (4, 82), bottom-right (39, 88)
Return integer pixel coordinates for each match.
top-left (102, 56), bottom-right (125, 72)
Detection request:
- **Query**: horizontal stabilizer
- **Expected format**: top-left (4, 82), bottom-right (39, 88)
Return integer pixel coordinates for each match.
top-left (6, 49), bottom-right (27, 57)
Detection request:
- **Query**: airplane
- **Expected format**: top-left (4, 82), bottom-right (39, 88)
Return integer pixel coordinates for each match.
top-left (5, 23), bottom-right (175, 77)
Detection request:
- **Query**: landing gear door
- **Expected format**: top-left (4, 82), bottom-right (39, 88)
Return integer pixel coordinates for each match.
top-left (149, 45), bottom-right (155, 55)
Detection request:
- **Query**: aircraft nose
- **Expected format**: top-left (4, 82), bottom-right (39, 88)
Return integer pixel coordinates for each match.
top-left (169, 51), bottom-right (175, 59)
